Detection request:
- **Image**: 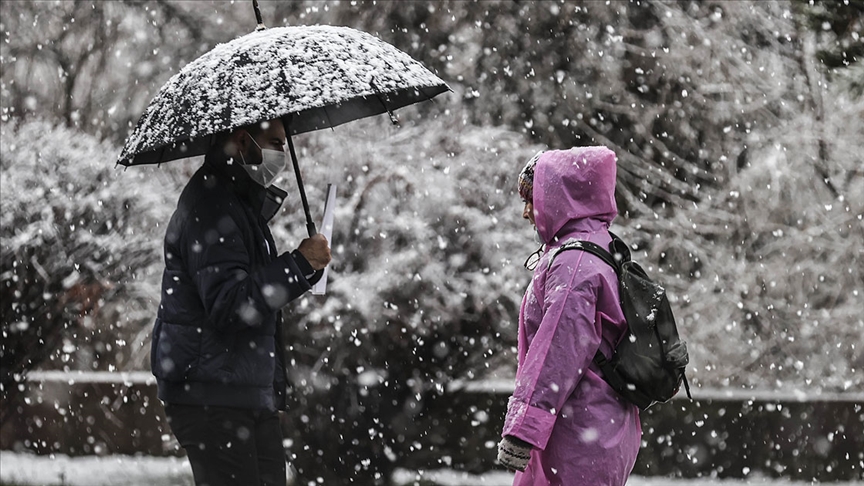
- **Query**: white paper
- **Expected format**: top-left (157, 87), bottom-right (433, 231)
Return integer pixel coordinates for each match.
top-left (311, 184), bottom-right (336, 295)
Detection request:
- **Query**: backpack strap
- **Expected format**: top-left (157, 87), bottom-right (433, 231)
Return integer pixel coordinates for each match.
top-left (608, 231), bottom-right (631, 265)
top-left (548, 237), bottom-right (629, 394)
top-left (548, 239), bottom-right (620, 274)
top-left (592, 349), bottom-right (630, 393)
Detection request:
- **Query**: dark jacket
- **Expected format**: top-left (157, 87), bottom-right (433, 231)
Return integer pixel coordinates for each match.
top-left (151, 156), bottom-right (317, 411)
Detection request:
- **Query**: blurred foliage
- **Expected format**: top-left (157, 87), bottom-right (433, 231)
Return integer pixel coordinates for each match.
top-left (0, 120), bottom-right (181, 422)
top-left (4, 0), bottom-right (855, 212)
top-left (792, 0), bottom-right (864, 97)
top-left (0, 0), bottom-right (862, 481)
top-left (793, 0), bottom-right (864, 69)
top-left (0, 1), bottom-right (250, 141)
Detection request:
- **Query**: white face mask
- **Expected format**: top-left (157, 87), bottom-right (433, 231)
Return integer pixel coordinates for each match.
top-left (241, 135), bottom-right (287, 187)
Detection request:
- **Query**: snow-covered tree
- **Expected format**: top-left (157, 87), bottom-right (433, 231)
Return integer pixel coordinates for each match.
top-left (0, 120), bottom-right (181, 421)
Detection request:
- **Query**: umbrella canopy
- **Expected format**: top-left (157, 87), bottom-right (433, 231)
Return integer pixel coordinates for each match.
top-left (117, 25), bottom-right (449, 167)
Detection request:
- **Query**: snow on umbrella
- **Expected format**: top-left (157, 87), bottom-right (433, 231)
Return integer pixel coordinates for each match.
top-left (117, 23), bottom-right (449, 234)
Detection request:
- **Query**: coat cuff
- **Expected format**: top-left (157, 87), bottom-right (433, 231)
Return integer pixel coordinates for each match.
top-left (501, 397), bottom-right (557, 450)
top-left (291, 250), bottom-right (323, 285)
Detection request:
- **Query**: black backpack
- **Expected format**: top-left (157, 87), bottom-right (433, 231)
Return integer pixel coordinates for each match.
top-left (549, 232), bottom-right (691, 410)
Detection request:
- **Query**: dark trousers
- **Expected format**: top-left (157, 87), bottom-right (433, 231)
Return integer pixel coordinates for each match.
top-left (164, 404), bottom-right (287, 486)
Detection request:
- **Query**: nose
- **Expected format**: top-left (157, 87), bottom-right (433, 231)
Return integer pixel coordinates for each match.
top-left (522, 203), bottom-right (531, 220)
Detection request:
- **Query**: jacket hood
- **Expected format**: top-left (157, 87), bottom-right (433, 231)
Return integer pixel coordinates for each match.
top-left (533, 147), bottom-right (618, 243)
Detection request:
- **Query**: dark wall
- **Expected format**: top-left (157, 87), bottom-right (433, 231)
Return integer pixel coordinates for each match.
top-left (408, 387), bottom-right (864, 482)
top-left (2, 377), bottom-right (862, 482)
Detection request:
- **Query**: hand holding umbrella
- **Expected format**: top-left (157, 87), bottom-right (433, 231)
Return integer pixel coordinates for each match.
top-left (297, 233), bottom-right (331, 271)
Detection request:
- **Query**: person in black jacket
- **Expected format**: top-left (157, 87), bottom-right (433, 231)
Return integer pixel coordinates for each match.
top-left (151, 118), bottom-right (331, 486)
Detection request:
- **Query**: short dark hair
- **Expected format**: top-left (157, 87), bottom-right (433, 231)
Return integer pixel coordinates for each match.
top-left (210, 120), bottom-right (268, 149)
top-left (239, 120), bottom-right (266, 137)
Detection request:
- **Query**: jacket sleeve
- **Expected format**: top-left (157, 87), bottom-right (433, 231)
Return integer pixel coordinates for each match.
top-left (183, 201), bottom-right (312, 333)
top-left (501, 253), bottom-right (602, 450)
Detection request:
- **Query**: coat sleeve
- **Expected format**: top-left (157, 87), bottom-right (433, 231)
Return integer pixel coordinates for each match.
top-left (182, 200), bottom-right (312, 333)
top-left (501, 254), bottom-right (603, 450)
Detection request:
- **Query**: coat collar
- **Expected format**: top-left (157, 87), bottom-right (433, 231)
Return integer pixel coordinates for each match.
top-left (202, 154), bottom-right (286, 223)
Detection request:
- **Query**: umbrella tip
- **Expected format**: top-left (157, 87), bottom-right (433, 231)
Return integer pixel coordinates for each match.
top-left (252, 0), bottom-right (266, 30)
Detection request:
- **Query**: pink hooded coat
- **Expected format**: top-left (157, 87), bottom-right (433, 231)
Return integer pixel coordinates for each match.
top-left (502, 147), bottom-right (641, 485)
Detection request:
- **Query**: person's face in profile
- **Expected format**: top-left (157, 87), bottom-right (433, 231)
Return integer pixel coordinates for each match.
top-left (252, 119), bottom-right (287, 153)
top-left (227, 118), bottom-right (287, 165)
top-left (522, 200), bottom-right (535, 226)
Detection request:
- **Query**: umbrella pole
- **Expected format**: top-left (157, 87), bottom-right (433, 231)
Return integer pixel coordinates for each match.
top-left (286, 134), bottom-right (317, 236)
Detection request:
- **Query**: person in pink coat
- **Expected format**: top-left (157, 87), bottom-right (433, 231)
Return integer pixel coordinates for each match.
top-left (497, 147), bottom-right (642, 485)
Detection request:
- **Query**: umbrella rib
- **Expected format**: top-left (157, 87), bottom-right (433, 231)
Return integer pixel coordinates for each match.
top-left (419, 86), bottom-right (438, 103)
top-left (322, 105), bottom-right (335, 131)
top-left (157, 144), bottom-right (168, 168)
top-left (370, 78), bottom-right (398, 125)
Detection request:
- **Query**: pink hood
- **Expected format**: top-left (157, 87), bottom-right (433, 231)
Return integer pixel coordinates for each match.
top-left (532, 147), bottom-right (618, 243)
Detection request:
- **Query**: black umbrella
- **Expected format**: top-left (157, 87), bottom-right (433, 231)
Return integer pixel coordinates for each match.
top-left (117, 3), bottom-right (449, 235)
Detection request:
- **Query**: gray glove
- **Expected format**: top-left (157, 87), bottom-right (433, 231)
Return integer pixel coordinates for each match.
top-left (497, 435), bottom-right (532, 472)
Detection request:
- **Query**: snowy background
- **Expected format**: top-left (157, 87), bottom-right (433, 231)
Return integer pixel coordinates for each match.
top-left (1, 1), bottom-right (862, 485)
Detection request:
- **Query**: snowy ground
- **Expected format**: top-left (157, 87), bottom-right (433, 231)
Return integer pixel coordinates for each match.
top-left (0, 452), bottom-right (861, 486)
